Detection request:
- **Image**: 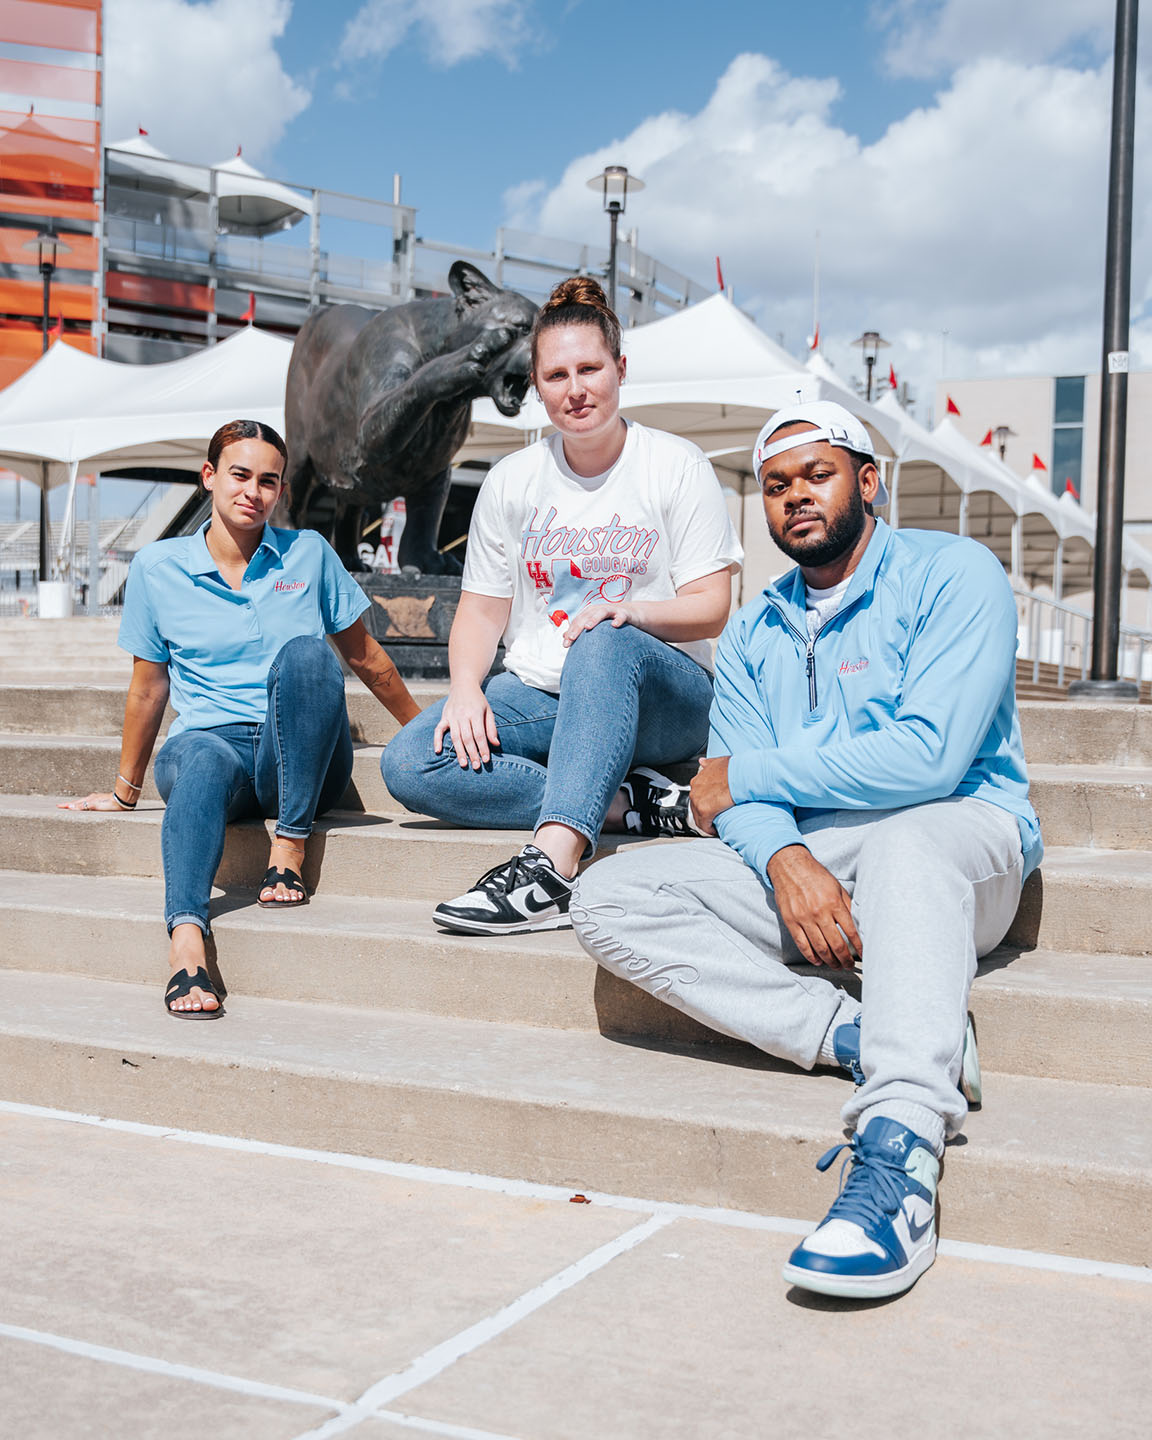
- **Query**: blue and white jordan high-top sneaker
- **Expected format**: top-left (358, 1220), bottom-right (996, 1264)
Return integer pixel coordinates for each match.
top-left (832, 1012), bottom-right (983, 1105)
top-left (783, 1116), bottom-right (940, 1299)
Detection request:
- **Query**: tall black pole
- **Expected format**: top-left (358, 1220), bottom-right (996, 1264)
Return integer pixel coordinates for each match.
top-left (1072, 0), bottom-right (1140, 700)
top-left (606, 204), bottom-right (620, 316)
top-left (38, 462), bottom-right (49, 584)
top-left (38, 265), bottom-right (52, 583)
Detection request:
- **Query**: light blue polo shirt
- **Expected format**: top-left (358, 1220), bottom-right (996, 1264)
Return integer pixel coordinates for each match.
top-left (118, 522), bottom-right (371, 736)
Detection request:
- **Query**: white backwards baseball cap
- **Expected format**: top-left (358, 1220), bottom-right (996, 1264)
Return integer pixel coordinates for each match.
top-left (753, 401), bottom-right (888, 505)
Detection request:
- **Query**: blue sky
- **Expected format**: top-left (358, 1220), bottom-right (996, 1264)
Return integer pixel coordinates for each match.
top-left (265, 1), bottom-right (938, 252)
top-left (100, 0), bottom-right (1141, 405)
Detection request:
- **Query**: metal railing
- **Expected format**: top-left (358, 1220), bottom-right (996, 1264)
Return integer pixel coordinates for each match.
top-left (1014, 588), bottom-right (1152, 689)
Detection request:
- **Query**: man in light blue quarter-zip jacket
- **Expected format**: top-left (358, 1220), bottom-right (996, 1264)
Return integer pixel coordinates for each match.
top-left (571, 400), bottom-right (1042, 1302)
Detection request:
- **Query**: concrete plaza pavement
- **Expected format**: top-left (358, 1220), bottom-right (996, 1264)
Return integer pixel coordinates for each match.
top-left (2, 1105), bottom-right (1150, 1440)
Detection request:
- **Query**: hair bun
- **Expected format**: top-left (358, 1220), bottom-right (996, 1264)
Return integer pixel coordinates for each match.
top-left (541, 275), bottom-right (611, 316)
top-left (530, 273), bottom-right (622, 366)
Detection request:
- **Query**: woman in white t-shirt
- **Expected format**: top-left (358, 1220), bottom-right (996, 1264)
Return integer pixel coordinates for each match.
top-left (383, 277), bottom-right (743, 935)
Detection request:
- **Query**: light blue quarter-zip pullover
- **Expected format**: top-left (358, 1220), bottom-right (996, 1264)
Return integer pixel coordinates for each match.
top-left (711, 519), bottom-right (1043, 882)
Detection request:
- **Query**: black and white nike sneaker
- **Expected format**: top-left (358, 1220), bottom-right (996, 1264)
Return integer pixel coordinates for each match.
top-left (620, 766), bottom-right (705, 838)
top-left (432, 844), bottom-right (575, 935)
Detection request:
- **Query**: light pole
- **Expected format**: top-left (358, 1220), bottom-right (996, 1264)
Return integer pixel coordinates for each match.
top-left (23, 232), bottom-right (72, 355)
top-left (851, 330), bottom-right (890, 402)
top-left (1071, 0), bottom-right (1140, 701)
top-left (992, 424), bottom-right (1016, 463)
top-left (22, 232), bottom-right (72, 584)
top-left (586, 165), bottom-right (644, 315)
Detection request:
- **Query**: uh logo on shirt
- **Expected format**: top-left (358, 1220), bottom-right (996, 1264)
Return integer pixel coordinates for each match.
top-left (520, 505), bottom-right (661, 628)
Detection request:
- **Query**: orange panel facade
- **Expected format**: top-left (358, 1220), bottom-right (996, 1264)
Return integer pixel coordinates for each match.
top-left (0, 226), bottom-right (98, 269)
top-left (0, 1), bottom-right (99, 51)
top-left (0, 58), bottom-right (100, 106)
top-left (0, 0), bottom-right (102, 388)
top-left (105, 271), bottom-right (213, 314)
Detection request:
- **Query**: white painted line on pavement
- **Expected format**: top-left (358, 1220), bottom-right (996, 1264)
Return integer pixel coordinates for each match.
top-left (372, 1413), bottom-right (526, 1440)
top-left (0, 1321), bottom-right (349, 1413)
top-left (4, 1100), bottom-right (1151, 1286)
top-left (0, 1323), bottom-right (526, 1440)
top-left (289, 1215), bottom-right (674, 1440)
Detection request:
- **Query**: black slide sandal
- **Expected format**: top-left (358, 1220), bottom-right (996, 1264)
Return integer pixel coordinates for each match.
top-left (165, 965), bottom-right (223, 1019)
top-left (257, 865), bottom-right (309, 908)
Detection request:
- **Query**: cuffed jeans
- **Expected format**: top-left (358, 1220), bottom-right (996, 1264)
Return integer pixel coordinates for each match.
top-left (382, 623), bottom-right (714, 850)
top-left (153, 636), bottom-right (352, 935)
top-left (572, 796), bottom-right (1025, 1153)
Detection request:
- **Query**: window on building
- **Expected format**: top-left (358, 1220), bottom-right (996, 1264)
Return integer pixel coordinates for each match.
top-left (1052, 376), bottom-right (1084, 500)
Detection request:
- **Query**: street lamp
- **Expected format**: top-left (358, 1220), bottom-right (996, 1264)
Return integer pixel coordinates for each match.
top-left (1071, 0), bottom-right (1140, 702)
top-left (21, 232), bottom-right (72, 585)
top-left (22, 231), bottom-right (72, 353)
top-left (586, 165), bottom-right (644, 315)
top-left (992, 424), bottom-right (1017, 462)
top-left (850, 330), bottom-right (890, 402)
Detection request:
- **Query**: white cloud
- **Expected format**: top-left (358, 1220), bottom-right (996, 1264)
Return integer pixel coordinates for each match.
top-left (505, 51), bottom-right (1152, 417)
top-left (339, 0), bottom-right (533, 67)
top-left (876, 0), bottom-right (1113, 78)
top-left (104, 0), bottom-right (310, 164)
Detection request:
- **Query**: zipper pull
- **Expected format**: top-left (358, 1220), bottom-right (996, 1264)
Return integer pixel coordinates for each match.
top-left (806, 644), bottom-right (817, 712)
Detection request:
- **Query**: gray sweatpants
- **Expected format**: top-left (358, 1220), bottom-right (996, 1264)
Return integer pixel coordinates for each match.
top-left (571, 796), bottom-right (1025, 1154)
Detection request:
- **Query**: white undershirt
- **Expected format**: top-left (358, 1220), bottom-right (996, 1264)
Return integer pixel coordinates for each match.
top-left (805, 574), bottom-right (853, 639)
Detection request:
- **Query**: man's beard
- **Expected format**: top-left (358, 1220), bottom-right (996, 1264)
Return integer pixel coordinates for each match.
top-left (770, 486), bottom-right (866, 568)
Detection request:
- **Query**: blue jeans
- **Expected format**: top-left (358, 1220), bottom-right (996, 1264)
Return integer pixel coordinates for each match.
top-left (382, 623), bottom-right (714, 849)
top-left (153, 636), bottom-right (352, 935)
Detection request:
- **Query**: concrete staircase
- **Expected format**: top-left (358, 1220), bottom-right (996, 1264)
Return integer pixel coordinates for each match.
top-left (0, 662), bottom-right (1150, 1270)
top-left (0, 617), bottom-right (131, 685)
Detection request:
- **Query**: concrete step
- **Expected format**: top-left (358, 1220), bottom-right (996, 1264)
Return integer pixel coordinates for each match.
top-left (0, 733), bottom-right (406, 814)
top-left (0, 682), bottom-right (441, 741)
top-left (1026, 764), bottom-right (1152, 848)
top-left (0, 967), bottom-right (1148, 1265)
top-left (0, 793), bottom-right (612, 904)
top-left (1007, 847), bottom-right (1152, 956)
top-left (7, 688), bottom-right (1152, 769)
top-left (0, 665), bottom-right (132, 686)
top-left (1, 868), bottom-right (1148, 1086)
top-left (4, 794), bottom-right (1145, 954)
top-left (5, 733), bottom-right (1152, 852)
top-left (1021, 701), bottom-right (1152, 765)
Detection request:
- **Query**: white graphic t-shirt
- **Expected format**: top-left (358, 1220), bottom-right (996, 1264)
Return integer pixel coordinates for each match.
top-left (462, 421), bottom-right (743, 692)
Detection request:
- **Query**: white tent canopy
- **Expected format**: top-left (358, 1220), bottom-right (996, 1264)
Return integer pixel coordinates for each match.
top-left (106, 138), bottom-right (313, 234)
top-left (0, 326), bottom-right (293, 491)
top-left (105, 135), bottom-right (207, 197)
top-left (211, 152), bottom-right (313, 234)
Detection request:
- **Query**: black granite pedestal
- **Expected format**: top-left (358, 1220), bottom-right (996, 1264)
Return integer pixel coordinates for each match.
top-left (359, 571), bottom-right (499, 680)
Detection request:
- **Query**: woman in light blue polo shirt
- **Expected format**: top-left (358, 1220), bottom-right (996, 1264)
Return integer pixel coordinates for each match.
top-left (61, 419), bottom-right (420, 1018)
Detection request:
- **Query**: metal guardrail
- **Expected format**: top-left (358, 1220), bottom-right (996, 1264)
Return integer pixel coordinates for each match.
top-left (1014, 588), bottom-right (1152, 688)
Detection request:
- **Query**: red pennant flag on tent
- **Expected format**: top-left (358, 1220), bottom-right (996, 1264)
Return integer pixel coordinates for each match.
top-left (240, 292), bottom-right (256, 324)
top-left (138, 127), bottom-right (149, 136)
top-left (1064, 477), bottom-right (1080, 500)
top-left (715, 256), bottom-right (725, 292)
top-left (946, 395), bottom-right (961, 416)
top-left (888, 364), bottom-right (898, 389)
top-left (48, 313), bottom-right (63, 340)
top-left (980, 429), bottom-right (993, 446)
top-left (808, 322), bottom-right (820, 352)
top-left (1032, 453), bottom-right (1047, 472)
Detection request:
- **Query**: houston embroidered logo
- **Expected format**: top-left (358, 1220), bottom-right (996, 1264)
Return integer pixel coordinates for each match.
top-left (838, 656), bottom-right (869, 675)
top-left (273, 580), bottom-right (307, 594)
